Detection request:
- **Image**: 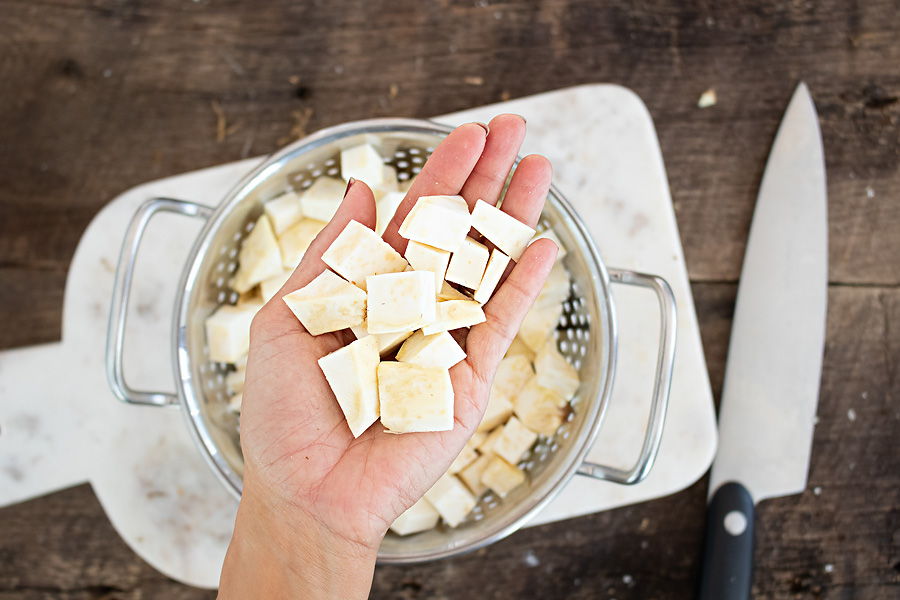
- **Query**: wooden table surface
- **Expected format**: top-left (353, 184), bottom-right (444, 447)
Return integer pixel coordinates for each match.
top-left (1, 1), bottom-right (897, 598)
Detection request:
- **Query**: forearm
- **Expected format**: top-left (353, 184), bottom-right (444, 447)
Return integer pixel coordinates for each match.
top-left (218, 479), bottom-right (378, 599)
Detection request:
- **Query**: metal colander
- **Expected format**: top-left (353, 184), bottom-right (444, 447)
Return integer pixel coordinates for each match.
top-left (106, 118), bottom-right (676, 563)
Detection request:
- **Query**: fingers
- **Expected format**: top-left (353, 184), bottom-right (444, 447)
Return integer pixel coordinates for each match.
top-left (498, 154), bottom-right (552, 228)
top-left (458, 114), bottom-right (526, 210)
top-left (463, 238), bottom-right (558, 382)
top-left (381, 122), bottom-right (488, 251)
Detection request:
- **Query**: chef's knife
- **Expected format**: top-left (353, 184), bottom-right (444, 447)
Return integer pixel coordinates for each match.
top-left (697, 82), bottom-right (828, 600)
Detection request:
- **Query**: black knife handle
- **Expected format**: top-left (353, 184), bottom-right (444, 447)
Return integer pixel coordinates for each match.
top-left (697, 482), bottom-right (755, 600)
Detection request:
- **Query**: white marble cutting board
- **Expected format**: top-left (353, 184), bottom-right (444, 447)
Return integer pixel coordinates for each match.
top-left (0, 84), bottom-right (716, 589)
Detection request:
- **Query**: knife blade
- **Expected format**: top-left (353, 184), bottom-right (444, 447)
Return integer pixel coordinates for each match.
top-left (697, 82), bottom-right (828, 600)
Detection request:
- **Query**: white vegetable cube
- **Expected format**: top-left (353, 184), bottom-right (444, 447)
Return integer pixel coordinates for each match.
top-left (404, 241), bottom-right (451, 292)
top-left (279, 218), bottom-right (326, 269)
top-left (458, 453), bottom-right (492, 496)
top-left (378, 362), bottom-right (454, 433)
top-left (300, 177), bottom-right (346, 223)
top-left (377, 164), bottom-right (398, 192)
top-left (398, 195), bottom-right (471, 252)
top-left (366, 271), bottom-right (436, 334)
top-left (478, 355), bottom-right (532, 432)
top-left (438, 282), bottom-right (470, 301)
top-left (376, 191), bottom-right (405, 236)
top-left (228, 393), bottom-right (243, 413)
top-left (205, 303), bottom-right (260, 363)
top-left (424, 474), bottom-right (476, 527)
top-left (282, 269), bottom-right (366, 335)
top-left (231, 215), bottom-right (284, 293)
top-left (350, 325), bottom-right (413, 357)
top-left (470, 199), bottom-right (536, 261)
top-left (447, 438), bottom-right (479, 475)
top-left (225, 369), bottom-right (245, 394)
top-left (477, 426), bottom-right (504, 455)
top-left (541, 261), bottom-right (572, 305)
top-left (321, 220), bottom-right (408, 289)
top-left (445, 236), bottom-right (489, 290)
top-left (481, 456), bottom-right (526, 498)
top-left (514, 377), bottom-right (565, 436)
top-left (390, 496), bottom-right (440, 536)
top-left (473, 248), bottom-right (511, 304)
top-left (340, 144), bottom-right (385, 186)
top-left (318, 336), bottom-right (380, 438)
top-left (421, 300), bottom-right (485, 335)
top-left (264, 191), bottom-right (304, 235)
top-left (530, 228), bottom-right (567, 261)
top-left (535, 339), bottom-right (580, 401)
top-left (505, 336), bottom-right (536, 362)
top-left (396, 330), bottom-right (466, 370)
top-left (492, 416), bottom-right (538, 465)
top-left (519, 301), bottom-right (563, 352)
top-left (259, 269), bottom-right (293, 302)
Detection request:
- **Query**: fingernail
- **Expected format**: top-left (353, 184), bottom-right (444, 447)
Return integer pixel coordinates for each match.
top-left (473, 122), bottom-right (490, 135)
top-left (515, 113), bottom-right (527, 124)
top-left (343, 178), bottom-right (356, 198)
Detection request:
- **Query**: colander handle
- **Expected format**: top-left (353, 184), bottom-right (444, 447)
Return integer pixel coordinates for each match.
top-left (106, 197), bottom-right (214, 407)
top-left (576, 269), bottom-right (677, 485)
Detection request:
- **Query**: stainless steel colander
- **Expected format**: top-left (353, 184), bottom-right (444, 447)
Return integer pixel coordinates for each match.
top-left (106, 118), bottom-right (677, 563)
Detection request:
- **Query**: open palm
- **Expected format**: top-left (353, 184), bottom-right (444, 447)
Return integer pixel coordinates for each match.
top-left (238, 115), bottom-right (558, 551)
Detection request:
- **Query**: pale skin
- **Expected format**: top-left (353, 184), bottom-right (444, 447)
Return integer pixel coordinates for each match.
top-left (218, 115), bottom-right (558, 599)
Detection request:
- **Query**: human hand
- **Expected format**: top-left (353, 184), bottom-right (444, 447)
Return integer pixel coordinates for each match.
top-left (219, 115), bottom-right (557, 599)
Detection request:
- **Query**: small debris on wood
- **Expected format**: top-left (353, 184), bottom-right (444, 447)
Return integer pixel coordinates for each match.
top-left (866, 186), bottom-right (875, 198)
top-left (389, 83), bottom-right (399, 99)
top-left (465, 76), bottom-right (484, 86)
top-left (639, 517), bottom-right (650, 531)
top-left (698, 88), bottom-right (717, 108)
top-left (278, 107), bottom-right (314, 146)
top-left (211, 100), bottom-right (241, 142)
top-left (813, 486), bottom-right (822, 495)
top-left (847, 408), bottom-right (857, 421)
top-left (824, 564), bottom-right (834, 573)
top-left (500, 90), bottom-right (511, 101)
top-left (288, 74), bottom-right (301, 85)
top-left (522, 549), bottom-right (540, 567)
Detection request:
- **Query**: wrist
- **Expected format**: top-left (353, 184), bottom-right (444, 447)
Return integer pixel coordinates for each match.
top-left (218, 473), bottom-right (379, 599)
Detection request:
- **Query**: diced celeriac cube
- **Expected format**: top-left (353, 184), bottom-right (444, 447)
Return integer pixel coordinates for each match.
top-left (529, 228), bottom-right (567, 261)
top-left (477, 427), bottom-right (504, 455)
top-left (376, 191), bottom-right (405, 236)
top-left (231, 215), bottom-right (284, 293)
top-left (541, 260), bottom-right (571, 304)
top-left (396, 330), bottom-right (466, 370)
top-left (505, 336), bottom-right (536, 362)
top-left (234, 353), bottom-right (249, 371)
top-left (318, 336), bottom-right (380, 438)
top-left (470, 199), bottom-right (536, 261)
top-left (264, 191), bottom-right (304, 235)
top-left (398, 195), bottom-right (471, 252)
top-left (445, 236), bottom-right (489, 289)
top-left (473, 248), bottom-right (511, 304)
top-left (378, 362), bottom-right (454, 433)
top-left (458, 453), bottom-right (492, 496)
top-left (366, 271), bottom-right (436, 334)
top-left (259, 269), bottom-right (293, 303)
top-left (205, 303), bottom-right (261, 363)
top-left (519, 301), bottom-right (563, 353)
top-left (514, 376), bottom-right (565, 436)
top-left (228, 393), bottom-right (243, 413)
top-left (300, 177), bottom-right (346, 223)
top-left (447, 439), bottom-right (479, 475)
top-left (341, 144), bottom-right (385, 187)
top-left (321, 220), bottom-right (408, 289)
top-left (481, 456), bottom-right (526, 497)
top-left (225, 369), bottom-right (245, 394)
top-left (534, 339), bottom-right (580, 401)
top-left (350, 324), bottom-right (413, 357)
top-left (478, 355), bottom-right (532, 431)
top-left (492, 416), bottom-right (538, 465)
top-left (377, 164), bottom-right (398, 192)
top-left (282, 269), bottom-right (366, 335)
top-left (390, 496), bottom-right (440, 536)
top-left (279, 218), bottom-right (327, 269)
top-left (424, 474), bottom-right (476, 527)
top-left (404, 241), bottom-right (451, 292)
top-left (421, 300), bottom-right (485, 335)
top-left (438, 282), bottom-right (470, 301)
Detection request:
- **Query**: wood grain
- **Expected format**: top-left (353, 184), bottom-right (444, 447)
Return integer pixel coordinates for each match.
top-left (0, 0), bottom-right (897, 598)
